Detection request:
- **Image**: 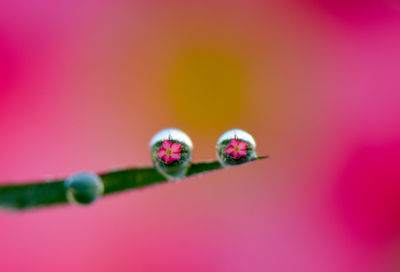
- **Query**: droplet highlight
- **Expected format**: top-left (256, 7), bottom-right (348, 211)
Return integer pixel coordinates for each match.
top-left (150, 128), bottom-right (193, 180)
top-left (216, 129), bottom-right (257, 167)
top-left (64, 172), bottom-right (104, 205)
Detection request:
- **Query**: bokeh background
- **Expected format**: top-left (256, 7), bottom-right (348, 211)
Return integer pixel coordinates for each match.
top-left (1, 0), bottom-right (400, 271)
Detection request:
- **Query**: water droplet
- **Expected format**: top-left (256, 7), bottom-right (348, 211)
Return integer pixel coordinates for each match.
top-left (150, 128), bottom-right (193, 180)
top-left (64, 172), bottom-right (104, 205)
top-left (216, 129), bottom-right (257, 167)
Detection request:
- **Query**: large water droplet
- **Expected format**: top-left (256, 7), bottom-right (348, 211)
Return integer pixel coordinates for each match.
top-left (64, 172), bottom-right (104, 205)
top-left (150, 128), bottom-right (193, 180)
top-left (216, 129), bottom-right (257, 167)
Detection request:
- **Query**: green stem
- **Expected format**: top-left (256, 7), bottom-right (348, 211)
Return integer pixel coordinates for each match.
top-left (0, 156), bottom-right (268, 211)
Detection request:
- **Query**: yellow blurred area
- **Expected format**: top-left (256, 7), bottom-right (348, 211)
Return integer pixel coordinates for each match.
top-left (166, 45), bottom-right (249, 130)
top-left (120, 6), bottom-right (291, 144)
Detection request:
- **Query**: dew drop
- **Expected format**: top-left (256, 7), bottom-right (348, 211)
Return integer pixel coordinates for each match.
top-left (64, 172), bottom-right (104, 205)
top-left (150, 128), bottom-right (193, 180)
top-left (216, 129), bottom-right (257, 167)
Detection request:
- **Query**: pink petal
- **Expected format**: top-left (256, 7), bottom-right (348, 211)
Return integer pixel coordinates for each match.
top-left (171, 143), bottom-right (182, 153)
top-left (232, 152), bottom-right (240, 158)
top-left (238, 150), bottom-right (247, 157)
top-left (238, 141), bottom-right (247, 151)
top-left (170, 153), bottom-right (181, 161)
top-left (157, 149), bottom-right (166, 158)
top-left (230, 139), bottom-right (239, 147)
top-left (225, 146), bottom-right (235, 154)
top-left (163, 155), bottom-right (172, 163)
top-left (162, 140), bottom-right (172, 149)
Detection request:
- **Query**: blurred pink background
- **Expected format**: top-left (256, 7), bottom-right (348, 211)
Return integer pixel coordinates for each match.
top-left (1, 1), bottom-right (400, 271)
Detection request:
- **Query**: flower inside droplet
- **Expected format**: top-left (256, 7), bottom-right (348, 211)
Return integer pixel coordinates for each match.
top-left (225, 139), bottom-right (248, 158)
top-left (216, 129), bottom-right (256, 167)
top-left (157, 140), bottom-right (182, 164)
top-left (150, 128), bottom-right (193, 180)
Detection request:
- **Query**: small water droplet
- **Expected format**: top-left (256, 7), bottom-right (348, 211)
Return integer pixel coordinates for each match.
top-left (150, 128), bottom-right (193, 180)
top-left (64, 172), bottom-right (104, 205)
top-left (216, 129), bottom-right (257, 167)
